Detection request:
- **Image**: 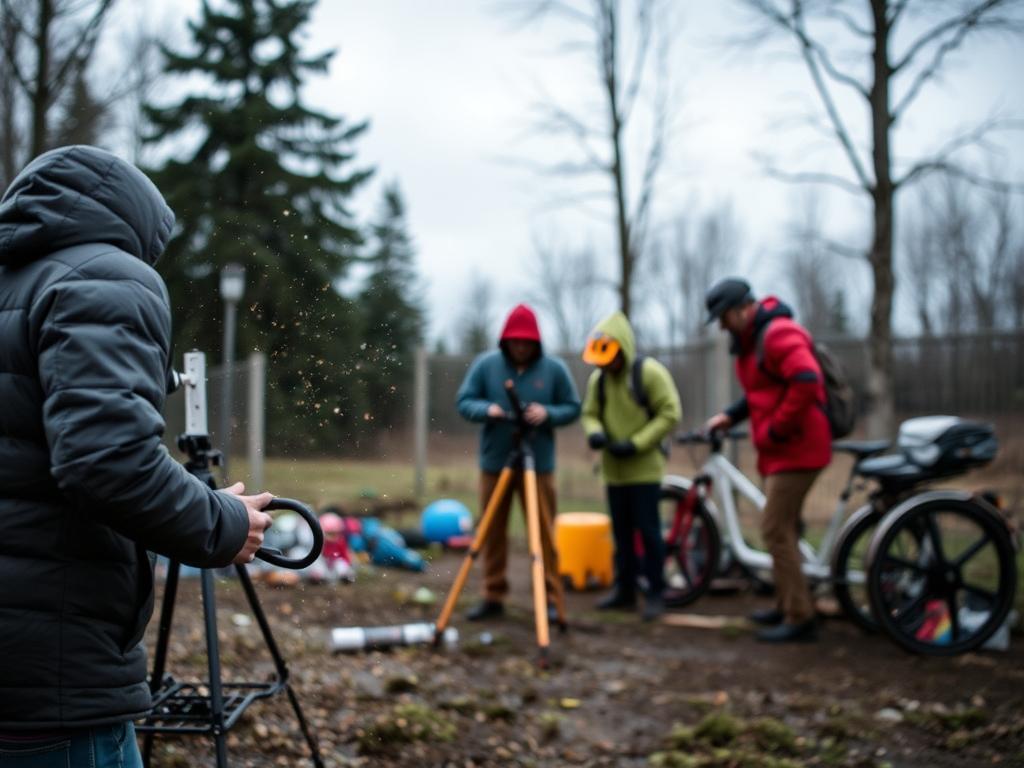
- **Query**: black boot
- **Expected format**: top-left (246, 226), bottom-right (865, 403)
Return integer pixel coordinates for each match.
top-left (596, 588), bottom-right (636, 611)
top-left (756, 618), bottom-right (819, 643)
top-left (642, 594), bottom-right (664, 622)
top-left (466, 600), bottom-right (504, 621)
top-left (748, 607), bottom-right (784, 626)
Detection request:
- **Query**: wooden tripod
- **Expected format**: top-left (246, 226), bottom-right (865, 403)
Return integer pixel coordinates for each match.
top-left (434, 381), bottom-right (567, 666)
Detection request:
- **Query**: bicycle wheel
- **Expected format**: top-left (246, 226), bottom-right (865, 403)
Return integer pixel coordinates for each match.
top-left (867, 494), bottom-right (1017, 656)
top-left (661, 486), bottom-right (721, 608)
top-left (832, 505), bottom-right (883, 633)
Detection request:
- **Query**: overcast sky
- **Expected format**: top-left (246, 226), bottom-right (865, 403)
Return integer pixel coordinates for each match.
top-left (135, 0), bottom-right (1024, 346)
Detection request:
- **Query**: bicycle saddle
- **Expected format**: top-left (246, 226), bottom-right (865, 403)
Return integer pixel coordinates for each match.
top-left (832, 439), bottom-right (891, 459)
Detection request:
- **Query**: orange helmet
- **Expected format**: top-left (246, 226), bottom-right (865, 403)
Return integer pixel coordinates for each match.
top-left (582, 332), bottom-right (621, 366)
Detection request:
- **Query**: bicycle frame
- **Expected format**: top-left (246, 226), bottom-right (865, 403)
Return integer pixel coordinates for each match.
top-left (667, 449), bottom-right (860, 583)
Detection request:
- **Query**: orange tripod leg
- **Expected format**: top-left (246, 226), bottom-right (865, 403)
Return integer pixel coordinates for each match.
top-left (434, 467), bottom-right (514, 642)
top-left (523, 467), bottom-right (551, 664)
top-left (537, 495), bottom-right (567, 631)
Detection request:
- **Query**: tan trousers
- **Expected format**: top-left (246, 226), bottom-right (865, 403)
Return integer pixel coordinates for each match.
top-left (762, 470), bottom-right (821, 624)
top-left (478, 471), bottom-right (562, 604)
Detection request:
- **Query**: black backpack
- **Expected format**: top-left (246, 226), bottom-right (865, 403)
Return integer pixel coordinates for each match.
top-left (596, 356), bottom-right (671, 455)
top-left (755, 325), bottom-right (856, 439)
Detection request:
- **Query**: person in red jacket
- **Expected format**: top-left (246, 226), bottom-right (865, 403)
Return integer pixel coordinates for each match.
top-left (703, 278), bottom-right (831, 643)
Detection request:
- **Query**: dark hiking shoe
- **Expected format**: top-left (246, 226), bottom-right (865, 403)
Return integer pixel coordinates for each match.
top-left (642, 595), bottom-right (665, 622)
top-left (748, 608), bottom-right (785, 626)
top-left (466, 600), bottom-right (504, 621)
top-left (595, 590), bottom-right (636, 611)
top-left (756, 619), bottom-right (819, 643)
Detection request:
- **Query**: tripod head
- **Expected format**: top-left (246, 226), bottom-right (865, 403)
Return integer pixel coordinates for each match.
top-left (170, 351), bottom-right (323, 570)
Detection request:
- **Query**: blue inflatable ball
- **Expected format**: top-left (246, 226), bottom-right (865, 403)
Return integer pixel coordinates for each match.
top-left (421, 499), bottom-right (473, 543)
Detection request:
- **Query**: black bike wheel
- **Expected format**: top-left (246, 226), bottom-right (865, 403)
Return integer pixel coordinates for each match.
top-left (661, 487), bottom-right (722, 609)
top-left (867, 496), bottom-right (1017, 656)
top-left (831, 506), bottom-right (882, 633)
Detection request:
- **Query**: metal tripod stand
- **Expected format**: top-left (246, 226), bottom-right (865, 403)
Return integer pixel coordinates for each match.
top-left (137, 351), bottom-right (324, 767)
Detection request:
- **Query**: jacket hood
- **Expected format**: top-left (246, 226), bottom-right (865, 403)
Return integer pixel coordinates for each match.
top-left (0, 145), bottom-right (175, 267)
top-left (499, 303), bottom-right (542, 343)
top-left (593, 310), bottom-right (637, 366)
top-left (731, 295), bottom-right (794, 354)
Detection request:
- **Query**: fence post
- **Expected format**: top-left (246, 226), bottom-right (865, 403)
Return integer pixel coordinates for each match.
top-left (705, 333), bottom-right (731, 419)
top-left (247, 352), bottom-right (266, 492)
top-left (413, 346), bottom-right (429, 499)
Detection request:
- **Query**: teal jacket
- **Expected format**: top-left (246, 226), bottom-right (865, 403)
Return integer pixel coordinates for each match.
top-left (457, 350), bottom-right (581, 473)
top-left (581, 312), bottom-right (682, 485)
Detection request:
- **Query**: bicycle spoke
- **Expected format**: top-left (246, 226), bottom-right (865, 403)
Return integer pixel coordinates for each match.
top-left (962, 583), bottom-right (997, 605)
top-left (953, 534), bottom-right (991, 569)
top-left (893, 590), bottom-right (927, 626)
top-left (946, 594), bottom-right (960, 641)
top-left (924, 514), bottom-right (947, 566)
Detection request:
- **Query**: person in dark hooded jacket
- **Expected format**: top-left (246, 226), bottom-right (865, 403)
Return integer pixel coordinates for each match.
top-left (703, 277), bottom-right (831, 644)
top-left (0, 146), bottom-right (273, 765)
top-left (456, 304), bottom-right (581, 621)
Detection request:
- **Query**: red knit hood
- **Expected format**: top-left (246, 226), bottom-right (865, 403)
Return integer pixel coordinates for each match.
top-left (499, 303), bottom-right (542, 343)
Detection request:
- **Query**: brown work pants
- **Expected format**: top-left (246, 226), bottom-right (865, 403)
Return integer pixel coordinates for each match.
top-left (478, 470), bottom-right (562, 604)
top-left (762, 470), bottom-right (821, 624)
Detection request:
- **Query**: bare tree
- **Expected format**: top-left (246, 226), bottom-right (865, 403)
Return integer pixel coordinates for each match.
top-left (646, 202), bottom-right (742, 347)
top-left (524, 234), bottom-right (609, 353)
top-left (0, 0), bottom-right (117, 178)
top-left (736, 0), bottom-right (1024, 435)
top-left (503, 0), bottom-right (675, 318)
top-left (456, 272), bottom-right (498, 355)
top-left (782, 195), bottom-right (852, 336)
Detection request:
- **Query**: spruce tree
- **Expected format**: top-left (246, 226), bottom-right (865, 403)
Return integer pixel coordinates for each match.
top-left (358, 183), bottom-right (425, 433)
top-left (144, 0), bottom-right (373, 452)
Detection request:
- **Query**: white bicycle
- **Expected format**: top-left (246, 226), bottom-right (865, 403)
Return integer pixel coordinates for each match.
top-left (660, 417), bottom-right (1016, 652)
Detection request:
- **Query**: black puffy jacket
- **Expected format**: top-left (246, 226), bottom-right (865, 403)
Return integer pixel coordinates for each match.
top-left (0, 146), bottom-right (249, 728)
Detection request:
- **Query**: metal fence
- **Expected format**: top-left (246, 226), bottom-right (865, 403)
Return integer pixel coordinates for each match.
top-left (424, 330), bottom-right (1024, 438)
top-left (162, 331), bottom-right (1024, 487)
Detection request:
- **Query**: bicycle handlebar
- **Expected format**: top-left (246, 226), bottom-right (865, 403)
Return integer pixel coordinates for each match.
top-left (676, 428), bottom-right (749, 449)
top-left (255, 497), bottom-right (324, 570)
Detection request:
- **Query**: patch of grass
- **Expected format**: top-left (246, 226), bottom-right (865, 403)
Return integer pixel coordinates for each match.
top-left (666, 723), bottom-right (695, 750)
top-left (935, 707), bottom-right (988, 731)
top-left (648, 752), bottom-right (701, 768)
top-left (356, 702), bottom-right (456, 755)
top-left (944, 730), bottom-right (973, 750)
top-left (750, 717), bottom-right (799, 755)
top-left (694, 712), bottom-right (741, 747)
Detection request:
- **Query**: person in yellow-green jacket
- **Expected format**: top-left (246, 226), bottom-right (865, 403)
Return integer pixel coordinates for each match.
top-left (581, 311), bottom-right (681, 621)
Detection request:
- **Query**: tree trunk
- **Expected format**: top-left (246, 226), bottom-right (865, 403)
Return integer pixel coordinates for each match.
top-left (31, 0), bottom-right (53, 158)
top-left (601, 0), bottom-right (632, 318)
top-left (865, 0), bottom-right (895, 438)
top-left (0, 19), bottom-right (21, 188)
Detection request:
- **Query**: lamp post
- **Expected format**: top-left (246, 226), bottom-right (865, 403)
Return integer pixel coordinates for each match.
top-left (219, 263), bottom-right (245, 477)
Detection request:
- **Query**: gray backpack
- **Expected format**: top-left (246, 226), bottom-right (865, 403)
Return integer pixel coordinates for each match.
top-left (756, 327), bottom-right (856, 439)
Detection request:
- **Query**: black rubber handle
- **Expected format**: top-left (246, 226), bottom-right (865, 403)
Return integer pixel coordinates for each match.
top-left (255, 498), bottom-right (324, 569)
top-left (504, 379), bottom-right (526, 423)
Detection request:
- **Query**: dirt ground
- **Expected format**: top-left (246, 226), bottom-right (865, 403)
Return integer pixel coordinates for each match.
top-left (140, 549), bottom-right (1024, 768)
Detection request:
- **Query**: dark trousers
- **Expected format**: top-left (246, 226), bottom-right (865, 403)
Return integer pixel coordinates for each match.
top-left (607, 483), bottom-right (665, 597)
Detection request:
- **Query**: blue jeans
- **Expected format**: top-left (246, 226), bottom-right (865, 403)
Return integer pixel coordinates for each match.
top-left (0, 722), bottom-right (141, 767)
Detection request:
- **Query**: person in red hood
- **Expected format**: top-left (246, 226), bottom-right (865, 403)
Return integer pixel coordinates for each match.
top-left (456, 304), bottom-right (581, 621)
top-left (703, 278), bottom-right (831, 643)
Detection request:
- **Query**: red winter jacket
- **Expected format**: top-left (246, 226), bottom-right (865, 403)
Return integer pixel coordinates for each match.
top-left (723, 297), bottom-right (832, 476)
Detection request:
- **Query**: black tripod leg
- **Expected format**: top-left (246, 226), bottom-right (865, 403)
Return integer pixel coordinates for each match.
top-left (236, 564), bottom-right (323, 767)
top-left (143, 559), bottom-right (182, 767)
top-left (201, 568), bottom-right (229, 768)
